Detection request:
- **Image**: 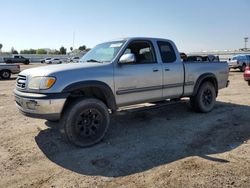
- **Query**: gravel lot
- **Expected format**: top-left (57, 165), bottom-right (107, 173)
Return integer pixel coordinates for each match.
top-left (0, 64), bottom-right (249, 188)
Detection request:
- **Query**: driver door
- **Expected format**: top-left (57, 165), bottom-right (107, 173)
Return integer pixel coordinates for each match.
top-left (114, 40), bottom-right (163, 107)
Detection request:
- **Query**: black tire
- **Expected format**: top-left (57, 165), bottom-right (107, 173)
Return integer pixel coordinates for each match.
top-left (190, 82), bottom-right (216, 113)
top-left (240, 64), bottom-right (246, 72)
top-left (60, 98), bottom-right (110, 147)
top-left (24, 60), bottom-right (30, 65)
top-left (0, 70), bottom-right (11, 79)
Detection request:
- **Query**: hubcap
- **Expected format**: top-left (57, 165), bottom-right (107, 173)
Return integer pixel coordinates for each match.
top-left (202, 89), bottom-right (213, 106)
top-left (2, 72), bottom-right (10, 78)
top-left (75, 109), bottom-right (102, 138)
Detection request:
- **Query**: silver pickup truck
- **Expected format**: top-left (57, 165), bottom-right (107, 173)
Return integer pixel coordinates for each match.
top-left (0, 63), bottom-right (20, 79)
top-left (14, 37), bottom-right (229, 147)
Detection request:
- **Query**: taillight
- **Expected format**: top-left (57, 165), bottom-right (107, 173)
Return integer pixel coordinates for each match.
top-left (245, 66), bottom-right (250, 71)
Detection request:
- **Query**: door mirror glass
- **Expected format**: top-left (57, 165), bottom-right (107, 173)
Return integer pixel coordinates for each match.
top-left (119, 53), bottom-right (136, 64)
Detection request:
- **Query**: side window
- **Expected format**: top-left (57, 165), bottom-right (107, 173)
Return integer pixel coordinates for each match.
top-left (123, 41), bottom-right (156, 64)
top-left (157, 41), bottom-right (176, 63)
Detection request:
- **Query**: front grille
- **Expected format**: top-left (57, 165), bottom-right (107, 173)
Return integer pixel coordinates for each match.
top-left (16, 75), bottom-right (27, 89)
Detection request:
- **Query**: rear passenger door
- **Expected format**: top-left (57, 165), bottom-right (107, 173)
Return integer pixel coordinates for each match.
top-left (114, 40), bottom-right (163, 106)
top-left (157, 41), bottom-right (184, 98)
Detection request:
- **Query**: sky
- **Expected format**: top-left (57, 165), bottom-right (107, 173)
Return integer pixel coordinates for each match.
top-left (0, 0), bottom-right (249, 53)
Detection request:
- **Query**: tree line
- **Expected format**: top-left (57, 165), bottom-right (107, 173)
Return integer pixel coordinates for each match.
top-left (0, 43), bottom-right (90, 55)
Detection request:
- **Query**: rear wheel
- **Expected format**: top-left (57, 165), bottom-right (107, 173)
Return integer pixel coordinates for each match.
top-left (60, 98), bottom-right (110, 147)
top-left (190, 82), bottom-right (216, 113)
top-left (24, 60), bottom-right (30, 65)
top-left (0, 70), bottom-right (11, 79)
top-left (240, 64), bottom-right (246, 72)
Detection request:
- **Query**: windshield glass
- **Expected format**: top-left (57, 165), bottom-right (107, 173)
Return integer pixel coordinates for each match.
top-left (80, 41), bottom-right (125, 63)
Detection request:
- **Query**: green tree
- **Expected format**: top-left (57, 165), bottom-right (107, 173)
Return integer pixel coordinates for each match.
top-left (0, 43), bottom-right (2, 52)
top-left (59, 46), bottom-right (67, 54)
top-left (78, 45), bottom-right (86, 51)
top-left (36, 49), bottom-right (47, 54)
top-left (20, 49), bottom-right (36, 54)
top-left (70, 47), bottom-right (73, 51)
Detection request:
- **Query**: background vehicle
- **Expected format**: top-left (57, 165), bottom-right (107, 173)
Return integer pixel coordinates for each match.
top-left (244, 66), bottom-right (250, 86)
top-left (14, 37), bottom-right (229, 147)
top-left (0, 63), bottom-right (20, 79)
top-left (4, 55), bottom-right (30, 65)
top-left (45, 58), bottom-right (62, 64)
top-left (41, 58), bottom-right (52, 63)
top-left (69, 57), bottom-right (80, 63)
top-left (228, 55), bottom-right (250, 72)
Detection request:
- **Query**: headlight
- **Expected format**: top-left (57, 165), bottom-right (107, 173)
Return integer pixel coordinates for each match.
top-left (28, 77), bottom-right (56, 90)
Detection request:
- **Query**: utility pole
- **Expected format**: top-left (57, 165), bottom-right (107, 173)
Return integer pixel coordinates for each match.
top-left (73, 31), bottom-right (75, 50)
top-left (244, 37), bottom-right (249, 49)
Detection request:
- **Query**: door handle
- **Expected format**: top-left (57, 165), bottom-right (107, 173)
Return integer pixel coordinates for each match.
top-left (165, 68), bottom-right (170, 71)
top-left (153, 68), bottom-right (159, 72)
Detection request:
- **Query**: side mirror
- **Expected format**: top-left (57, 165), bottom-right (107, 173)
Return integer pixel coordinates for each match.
top-left (119, 53), bottom-right (136, 64)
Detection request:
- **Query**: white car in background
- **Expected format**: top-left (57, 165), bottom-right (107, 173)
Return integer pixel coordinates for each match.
top-left (45, 58), bottom-right (62, 64)
top-left (69, 57), bottom-right (80, 63)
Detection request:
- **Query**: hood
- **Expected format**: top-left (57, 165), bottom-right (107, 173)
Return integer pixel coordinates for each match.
top-left (20, 62), bottom-right (105, 77)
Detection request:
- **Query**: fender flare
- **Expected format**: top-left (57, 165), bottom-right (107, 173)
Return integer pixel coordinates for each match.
top-left (192, 73), bottom-right (218, 96)
top-left (62, 80), bottom-right (117, 110)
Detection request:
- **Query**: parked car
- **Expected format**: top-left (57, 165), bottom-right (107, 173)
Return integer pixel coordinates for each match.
top-left (70, 57), bottom-right (80, 63)
top-left (14, 37), bottom-right (229, 147)
top-left (41, 58), bottom-right (52, 63)
top-left (0, 63), bottom-right (20, 79)
top-left (3, 55), bottom-right (30, 65)
top-left (228, 55), bottom-right (250, 72)
top-left (45, 58), bottom-right (62, 64)
top-left (243, 66), bottom-right (250, 86)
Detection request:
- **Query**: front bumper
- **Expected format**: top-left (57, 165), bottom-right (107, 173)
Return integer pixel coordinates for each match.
top-left (14, 89), bottom-right (69, 121)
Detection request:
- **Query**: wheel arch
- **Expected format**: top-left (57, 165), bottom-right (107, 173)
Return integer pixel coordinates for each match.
top-left (192, 73), bottom-right (218, 96)
top-left (62, 80), bottom-right (117, 110)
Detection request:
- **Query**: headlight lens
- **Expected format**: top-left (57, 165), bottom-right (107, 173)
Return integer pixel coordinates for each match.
top-left (28, 77), bottom-right (56, 90)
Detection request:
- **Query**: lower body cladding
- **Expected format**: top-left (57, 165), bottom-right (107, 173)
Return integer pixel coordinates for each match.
top-left (14, 89), bottom-right (68, 121)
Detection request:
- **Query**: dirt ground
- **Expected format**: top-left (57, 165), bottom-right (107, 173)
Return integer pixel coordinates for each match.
top-left (0, 64), bottom-right (249, 188)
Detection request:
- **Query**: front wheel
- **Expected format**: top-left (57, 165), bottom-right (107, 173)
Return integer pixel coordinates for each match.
top-left (190, 82), bottom-right (216, 113)
top-left (60, 98), bottom-right (110, 147)
top-left (0, 70), bottom-right (11, 79)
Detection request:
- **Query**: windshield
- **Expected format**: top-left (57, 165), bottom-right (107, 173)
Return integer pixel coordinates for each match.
top-left (80, 41), bottom-right (125, 63)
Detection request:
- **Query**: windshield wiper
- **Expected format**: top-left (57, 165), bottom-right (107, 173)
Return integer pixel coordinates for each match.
top-left (86, 59), bottom-right (102, 63)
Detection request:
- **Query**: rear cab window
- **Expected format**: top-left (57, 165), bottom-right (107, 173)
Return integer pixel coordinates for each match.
top-left (157, 41), bottom-right (176, 63)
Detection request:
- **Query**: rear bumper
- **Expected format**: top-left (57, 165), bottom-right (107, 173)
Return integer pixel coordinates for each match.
top-left (244, 74), bottom-right (250, 81)
top-left (229, 64), bottom-right (240, 69)
top-left (14, 89), bottom-right (69, 121)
